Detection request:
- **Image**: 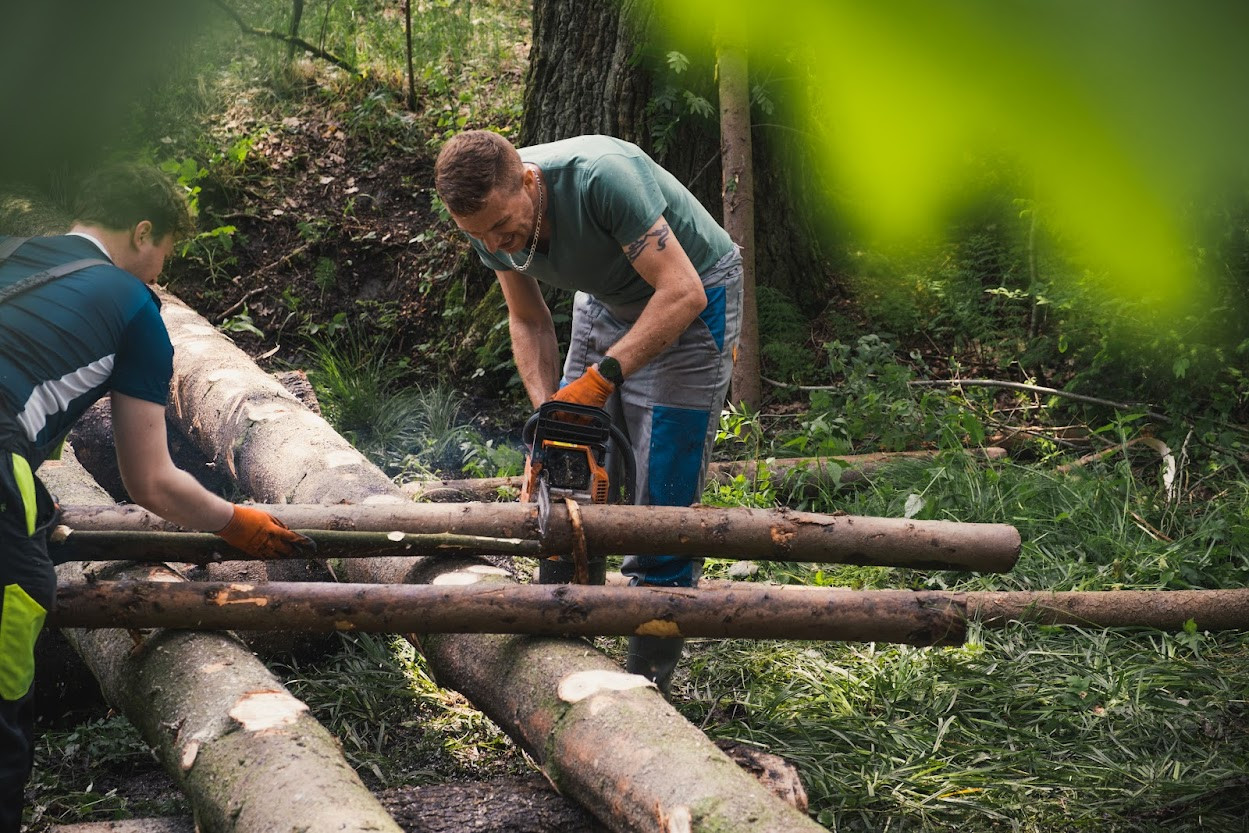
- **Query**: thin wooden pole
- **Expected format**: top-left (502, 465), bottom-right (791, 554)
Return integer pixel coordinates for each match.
top-left (56, 502), bottom-right (1022, 573)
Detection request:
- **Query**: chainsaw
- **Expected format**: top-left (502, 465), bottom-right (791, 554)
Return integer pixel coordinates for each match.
top-left (520, 401), bottom-right (635, 585)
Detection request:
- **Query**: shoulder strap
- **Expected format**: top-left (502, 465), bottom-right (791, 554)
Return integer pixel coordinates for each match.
top-left (0, 236), bottom-right (30, 264)
top-left (0, 257), bottom-right (110, 306)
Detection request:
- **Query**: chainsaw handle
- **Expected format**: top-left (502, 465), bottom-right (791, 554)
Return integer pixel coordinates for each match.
top-left (609, 421), bottom-right (636, 505)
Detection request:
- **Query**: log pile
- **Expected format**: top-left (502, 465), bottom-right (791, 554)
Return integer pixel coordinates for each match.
top-left (39, 448), bottom-right (403, 833)
top-left (152, 288), bottom-right (828, 833)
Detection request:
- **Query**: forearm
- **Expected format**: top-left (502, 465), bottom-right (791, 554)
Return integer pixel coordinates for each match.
top-left (510, 315), bottom-right (562, 408)
top-left (124, 465), bottom-right (234, 532)
top-left (605, 283), bottom-right (705, 378)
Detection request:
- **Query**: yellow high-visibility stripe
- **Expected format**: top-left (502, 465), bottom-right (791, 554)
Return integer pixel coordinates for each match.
top-left (0, 583), bottom-right (46, 700)
top-left (9, 452), bottom-right (36, 536)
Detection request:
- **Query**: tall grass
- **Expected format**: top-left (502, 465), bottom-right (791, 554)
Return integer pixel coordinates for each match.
top-left (692, 429), bottom-right (1249, 831)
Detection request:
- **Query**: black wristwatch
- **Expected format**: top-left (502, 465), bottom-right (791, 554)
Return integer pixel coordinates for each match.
top-left (598, 356), bottom-right (624, 385)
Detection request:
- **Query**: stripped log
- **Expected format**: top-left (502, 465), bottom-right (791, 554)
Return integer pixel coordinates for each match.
top-left (156, 288), bottom-right (828, 833)
top-left (405, 447), bottom-right (1009, 500)
top-left (48, 579), bottom-right (1249, 638)
top-left (48, 580), bottom-right (968, 646)
top-left (50, 528), bottom-right (544, 563)
top-left (38, 449), bottom-right (403, 833)
top-left (56, 502), bottom-right (1022, 573)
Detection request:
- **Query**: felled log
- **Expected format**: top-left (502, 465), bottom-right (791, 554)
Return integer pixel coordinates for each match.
top-left (50, 579), bottom-right (1249, 639)
top-left (49, 580), bottom-right (969, 646)
top-left (156, 288), bottom-right (828, 833)
top-left (38, 449), bottom-right (403, 833)
top-left (57, 501), bottom-right (1022, 573)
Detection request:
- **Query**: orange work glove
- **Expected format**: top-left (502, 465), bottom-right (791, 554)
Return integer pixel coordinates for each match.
top-left (549, 364), bottom-right (615, 410)
top-left (216, 504), bottom-right (316, 558)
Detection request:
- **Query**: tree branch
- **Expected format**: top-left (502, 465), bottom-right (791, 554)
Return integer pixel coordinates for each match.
top-left (209, 0), bottom-right (358, 75)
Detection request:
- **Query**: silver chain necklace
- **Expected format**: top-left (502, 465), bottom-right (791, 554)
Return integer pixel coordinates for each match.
top-left (504, 166), bottom-right (543, 272)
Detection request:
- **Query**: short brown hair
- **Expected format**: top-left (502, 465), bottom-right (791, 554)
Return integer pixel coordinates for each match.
top-left (434, 130), bottom-right (524, 216)
top-left (73, 162), bottom-right (195, 241)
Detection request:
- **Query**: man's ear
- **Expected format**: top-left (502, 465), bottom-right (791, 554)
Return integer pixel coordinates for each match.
top-left (130, 219), bottom-right (154, 248)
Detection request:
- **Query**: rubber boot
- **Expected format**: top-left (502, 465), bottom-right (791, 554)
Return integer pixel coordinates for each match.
top-left (626, 635), bottom-right (685, 696)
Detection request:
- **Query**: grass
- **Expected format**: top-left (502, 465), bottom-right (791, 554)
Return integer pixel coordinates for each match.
top-left (276, 633), bottom-right (528, 788)
top-left (683, 423), bottom-right (1249, 832)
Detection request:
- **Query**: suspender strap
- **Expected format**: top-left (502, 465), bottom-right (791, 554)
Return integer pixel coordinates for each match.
top-left (0, 258), bottom-right (109, 306)
top-left (0, 236), bottom-right (29, 263)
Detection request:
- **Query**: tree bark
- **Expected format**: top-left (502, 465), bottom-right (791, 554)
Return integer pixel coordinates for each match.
top-left (56, 501), bottom-right (1023, 573)
top-left (37, 449), bottom-right (403, 833)
top-left (402, 448), bottom-right (1008, 501)
top-left (50, 579), bottom-right (969, 646)
top-left (718, 38), bottom-right (761, 409)
top-left (156, 290), bottom-right (827, 832)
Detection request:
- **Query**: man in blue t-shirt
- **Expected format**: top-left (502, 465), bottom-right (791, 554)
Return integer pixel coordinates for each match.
top-left (434, 131), bottom-right (743, 694)
top-left (0, 164), bottom-right (312, 831)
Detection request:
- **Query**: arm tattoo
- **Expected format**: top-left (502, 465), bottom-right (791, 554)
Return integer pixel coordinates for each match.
top-left (625, 224), bottom-right (671, 262)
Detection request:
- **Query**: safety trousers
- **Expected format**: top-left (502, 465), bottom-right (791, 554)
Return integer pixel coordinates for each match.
top-left (0, 451), bottom-right (57, 833)
top-left (562, 247), bottom-right (744, 588)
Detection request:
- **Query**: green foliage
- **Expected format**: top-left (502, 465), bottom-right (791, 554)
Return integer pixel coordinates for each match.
top-left (755, 285), bottom-right (811, 383)
top-left (779, 335), bottom-right (986, 454)
top-left (27, 716), bottom-right (184, 827)
top-left (306, 325), bottom-right (521, 478)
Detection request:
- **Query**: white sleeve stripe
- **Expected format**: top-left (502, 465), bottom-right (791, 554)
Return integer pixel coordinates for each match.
top-left (16, 355), bottom-right (115, 441)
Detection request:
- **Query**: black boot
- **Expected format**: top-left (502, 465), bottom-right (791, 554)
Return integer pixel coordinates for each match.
top-left (626, 635), bottom-right (685, 696)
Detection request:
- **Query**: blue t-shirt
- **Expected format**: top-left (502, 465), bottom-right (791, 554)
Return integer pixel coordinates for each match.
top-left (470, 135), bottom-right (734, 305)
top-left (0, 234), bottom-right (173, 463)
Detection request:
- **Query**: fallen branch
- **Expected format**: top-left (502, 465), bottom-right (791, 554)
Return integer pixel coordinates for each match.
top-left (405, 447), bottom-right (1007, 501)
top-left (208, 0), bottom-right (358, 74)
top-left (57, 502), bottom-right (1023, 573)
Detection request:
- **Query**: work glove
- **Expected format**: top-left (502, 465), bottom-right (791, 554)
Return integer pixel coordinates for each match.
top-left (549, 364), bottom-right (615, 410)
top-left (216, 504), bottom-right (316, 558)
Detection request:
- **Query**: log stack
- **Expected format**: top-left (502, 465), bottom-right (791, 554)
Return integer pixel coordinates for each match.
top-left (151, 288), bottom-right (829, 833)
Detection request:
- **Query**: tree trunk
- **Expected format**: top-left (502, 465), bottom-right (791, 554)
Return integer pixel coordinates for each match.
top-left (156, 290), bottom-right (827, 833)
top-left (718, 38), bottom-right (761, 409)
top-left (401, 447), bottom-right (1008, 501)
top-left (521, 0), bottom-right (654, 148)
top-left (50, 579), bottom-right (969, 646)
top-left (37, 449), bottom-right (403, 833)
top-left (57, 501), bottom-right (1023, 573)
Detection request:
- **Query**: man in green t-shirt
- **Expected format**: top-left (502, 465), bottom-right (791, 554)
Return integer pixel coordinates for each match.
top-left (434, 131), bottom-right (743, 693)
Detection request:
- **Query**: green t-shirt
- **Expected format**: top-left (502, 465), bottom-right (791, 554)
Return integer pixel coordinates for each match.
top-left (469, 135), bottom-right (734, 305)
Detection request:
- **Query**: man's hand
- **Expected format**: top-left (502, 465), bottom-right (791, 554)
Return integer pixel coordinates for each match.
top-left (216, 504), bottom-right (316, 558)
top-left (550, 364), bottom-right (615, 409)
